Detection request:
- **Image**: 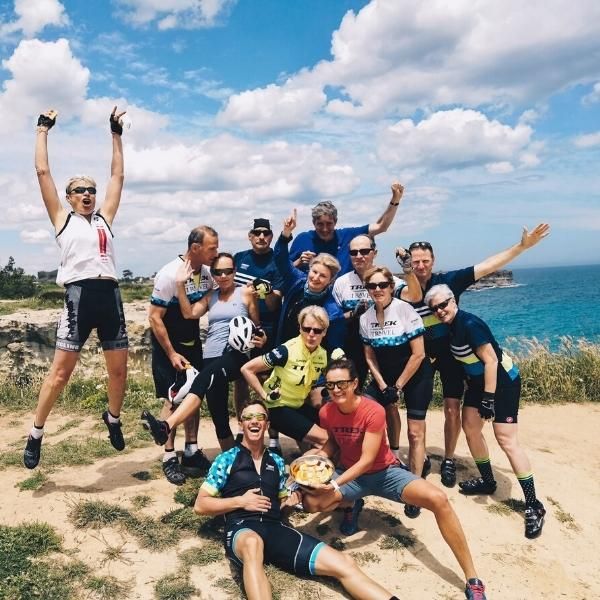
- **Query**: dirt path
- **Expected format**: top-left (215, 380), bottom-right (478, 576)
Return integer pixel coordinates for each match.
top-left (1, 403), bottom-right (599, 599)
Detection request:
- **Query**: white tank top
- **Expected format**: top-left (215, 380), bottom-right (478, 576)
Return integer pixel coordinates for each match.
top-left (56, 212), bottom-right (117, 286)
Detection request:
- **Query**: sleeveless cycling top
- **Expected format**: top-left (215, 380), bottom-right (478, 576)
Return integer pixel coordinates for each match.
top-left (203, 286), bottom-right (248, 358)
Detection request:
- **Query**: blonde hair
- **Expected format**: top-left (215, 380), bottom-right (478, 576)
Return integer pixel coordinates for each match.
top-left (309, 253), bottom-right (341, 279)
top-left (298, 305), bottom-right (329, 330)
top-left (363, 265), bottom-right (394, 284)
top-left (65, 175), bottom-right (97, 194)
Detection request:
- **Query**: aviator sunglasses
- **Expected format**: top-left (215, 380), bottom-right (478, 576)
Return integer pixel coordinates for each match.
top-left (69, 186), bottom-right (97, 195)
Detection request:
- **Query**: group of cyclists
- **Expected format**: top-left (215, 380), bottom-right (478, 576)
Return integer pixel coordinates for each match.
top-left (23, 108), bottom-right (552, 600)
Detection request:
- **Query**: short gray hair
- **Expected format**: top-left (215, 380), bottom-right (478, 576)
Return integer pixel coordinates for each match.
top-left (424, 284), bottom-right (454, 306)
top-left (312, 201), bottom-right (337, 222)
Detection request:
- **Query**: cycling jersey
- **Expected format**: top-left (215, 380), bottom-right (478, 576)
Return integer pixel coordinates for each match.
top-left (200, 444), bottom-right (287, 525)
top-left (150, 256), bottom-right (215, 344)
top-left (203, 287), bottom-right (247, 358)
top-left (56, 211), bottom-right (117, 286)
top-left (261, 336), bottom-right (327, 409)
top-left (332, 271), bottom-right (406, 312)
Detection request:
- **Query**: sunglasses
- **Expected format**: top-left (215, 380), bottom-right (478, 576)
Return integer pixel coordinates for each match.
top-left (409, 241), bottom-right (433, 251)
top-left (349, 248), bottom-right (373, 257)
top-left (241, 412), bottom-right (268, 421)
top-left (69, 186), bottom-right (97, 195)
top-left (211, 268), bottom-right (234, 276)
top-left (324, 379), bottom-right (354, 391)
top-left (365, 281), bottom-right (392, 290)
top-left (250, 229), bottom-right (273, 237)
top-left (430, 298), bottom-right (454, 312)
top-left (301, 325), bottom-right (325, 335)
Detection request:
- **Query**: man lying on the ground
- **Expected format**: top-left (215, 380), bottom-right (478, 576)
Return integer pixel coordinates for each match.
top-left (194, 399), bottom-right (400, 600)
top-left (299, 357), bottom-right (488, 600)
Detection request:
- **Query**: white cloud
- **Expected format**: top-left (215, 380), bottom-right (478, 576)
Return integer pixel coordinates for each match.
top-left (0, 0), bottom-right (68, 38)
top-left (0, 38), bottom-right (89, 131)
top-left (582, 82), bottom-right (600, 105)
top-left (218, 78), bottom-right (327, 133)
top-left (20, 229), bottom-right (52, 244)
top-left (573, 131), bottom-right (600, 148)
top-left (115, 0), bottom-right (236, 30)
top-left (119, 217), bottom-right (190, 243)
top-left (219, 0), bottom-right (600, 132)
top-left (377, 109), bottom-right (535, 172)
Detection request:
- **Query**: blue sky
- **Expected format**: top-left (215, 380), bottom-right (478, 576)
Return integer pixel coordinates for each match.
top-left (1, 0), bottom-right (599, 277)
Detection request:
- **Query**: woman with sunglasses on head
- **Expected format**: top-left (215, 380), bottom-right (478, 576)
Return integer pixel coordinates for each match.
top-left (359, 266), bottom-right (433, 518)
top-left (24, 107), bottom-right (129, 470)
top-left (241, 306), bottom-right (330, 449)
top-left (171, 253), bottom-right (262, 453)
top-left (424, 284), bottom-right (546, 539)
top-left (273, 209), bottom-right (345, 354)
top-left (332, 234), bottom-right (422, 386)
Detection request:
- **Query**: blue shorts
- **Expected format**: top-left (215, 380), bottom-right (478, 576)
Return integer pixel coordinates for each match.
top-left (225, 519), bottom-right (325, 576)
top-left (335, 463), bottom-right (419, 504)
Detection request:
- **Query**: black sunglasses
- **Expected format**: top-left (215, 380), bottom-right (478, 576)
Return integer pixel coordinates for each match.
top-left (409, 241), bottom-right (433, 251)
top-left (430, 297), bottom-right (454, 312)
top-left (365, 281), bottom-right (392, 290)
top-left (324, 379), bottom-right (354, 391)
top-left (211, 268), bottom-right (234, 276)
top-left (250, 229), bottom-right (273, 237)
top-left (301, 325), bottom-right (325, 335)
top-left (69, 186), bottom-right (97, 195)
top-left (349, 248), bottom-right (373, 257)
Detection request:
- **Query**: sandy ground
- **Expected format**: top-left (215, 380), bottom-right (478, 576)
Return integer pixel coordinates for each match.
top-left (1, 403), bottom-right (599, 600)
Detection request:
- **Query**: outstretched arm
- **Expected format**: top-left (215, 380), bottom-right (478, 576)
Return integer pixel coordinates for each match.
top-left (367, 182), bottom-right (403, 237)
top-left (101, 106), bottom-right (126, 226)
top-left (474, 223), bottom-right (550, 280)
top-left (35, 110), bottom-right (67, 231)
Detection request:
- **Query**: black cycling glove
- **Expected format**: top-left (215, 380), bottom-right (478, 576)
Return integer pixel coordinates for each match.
top-left (479, 392), bottom-right (496, 420)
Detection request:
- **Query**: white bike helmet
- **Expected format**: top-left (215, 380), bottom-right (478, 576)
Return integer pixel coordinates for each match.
top-left (228, 316), bottom-right (256, 353)
top-left (168, 365), bottom-right (199, 405)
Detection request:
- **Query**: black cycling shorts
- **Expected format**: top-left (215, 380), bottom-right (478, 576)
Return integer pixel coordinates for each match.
top-left (463, 376), bottom-right (521, 424)
top-left (268, 403), bottom-right (319, 442)
top-left (225, 519), bottom-right (325, 576)
top-left (56, 279), bottom-right (128, 352)
top-left (430, 349), bottom-right (466, 400)
top-left (151, 335), bottom-right (203, 399)
top-left (364, 360), bottom-right (434, 420)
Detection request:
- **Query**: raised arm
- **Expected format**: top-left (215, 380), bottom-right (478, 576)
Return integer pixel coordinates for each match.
top-left (175, 260), bottom-right (210, 319)
top-left (367, 182), bottom-right (403, 237)
top-left (35, 110), bottom-right (67, 231)
top-left (100, 107), bottom-right (126, 226)
top-left (473, 223), bottom-right (550, 280)
top-left (395, 246), bottom-right (423, 303)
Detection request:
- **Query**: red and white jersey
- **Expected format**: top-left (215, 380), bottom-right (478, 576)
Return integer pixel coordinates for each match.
top-left (56, 212), bottom-right (117, 286)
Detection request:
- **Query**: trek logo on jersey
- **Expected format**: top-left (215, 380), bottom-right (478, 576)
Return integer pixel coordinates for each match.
top-left (266, 464), bottom-right (275, 472)
top-left (369, 320), bottom-right (398, 328)
top-left (350, 285), bottom-right (365, 291)
top-left (331, 426), bottom-right (365, 434)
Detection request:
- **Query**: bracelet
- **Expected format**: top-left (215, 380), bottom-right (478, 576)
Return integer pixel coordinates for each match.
top-left (389, 201), bottom-right (399, 206)
top-left (330, 479), bottom-right (340, 492)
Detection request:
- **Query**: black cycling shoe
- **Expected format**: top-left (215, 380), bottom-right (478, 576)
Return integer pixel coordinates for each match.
top-left (441, 458), bottom-right (457, 488)
top-left (404, 504), bottom-right (421, 519)
top-left (422, 456), bottom-right (432, 478)
top-left (140, 410), bottom-right (170, 445)
top-left (459, 477), bottom-right (497, 495)
top-left (181, 450), bottom-right (211, 477)
top-left (162, 456), bottom-right (186, 485)
top-left (102, 411), bottom-right (125, 451)
top-left (24, 435), bottom-right (42, 469)
top-left (524, 501), bottom-right (546, 539)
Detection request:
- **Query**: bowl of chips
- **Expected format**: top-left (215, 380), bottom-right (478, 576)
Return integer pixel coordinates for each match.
top-left (289, 455), bottom-right (335, 487)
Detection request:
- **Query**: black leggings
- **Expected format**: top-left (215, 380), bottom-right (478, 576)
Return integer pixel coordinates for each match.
top-left (190, 351), bottom-right (249, 440)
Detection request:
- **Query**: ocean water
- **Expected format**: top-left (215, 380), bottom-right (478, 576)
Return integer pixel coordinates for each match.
top-left (458, 264), bottom-right (600, 351)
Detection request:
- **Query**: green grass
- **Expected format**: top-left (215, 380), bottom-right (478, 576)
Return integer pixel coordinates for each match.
top-left (131, 494), bottom-right (153, 509)
top-left (154, 573), bottom-right (197, 600)
top-left (379, 532), bottom-right (416, 550)
top-left (173, 478), bottom-right (204, 507)
top-left (178, 540), bottom-right (223, 569)
top-left (16, 470), bottom-right (48, 491)
top-left (547, 496), bottom-right (580, 531)
top-left (160, 507), bottom-right (207, 532)
top-left (84, 575), bottom-right (133, 599)
top-left (69, 499), bottom-right (132, 528)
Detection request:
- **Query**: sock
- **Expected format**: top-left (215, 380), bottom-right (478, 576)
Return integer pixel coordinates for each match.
top-left (517, 472), bottom-right (538, 506)
top-left (163, 450), bottom-right (177, 462)
top-left (30, 424), bottom-right (44, 439)
top-left (474, 458), bottom-right (495, 484)
top-left (390, 446), bottom-right (401, 459)
top-left (106, 410), bottom-right (120, 424)
top-left (184, 442), bottom-right (198, 457)
top-left (269, 438), bottom-right (280, 448)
